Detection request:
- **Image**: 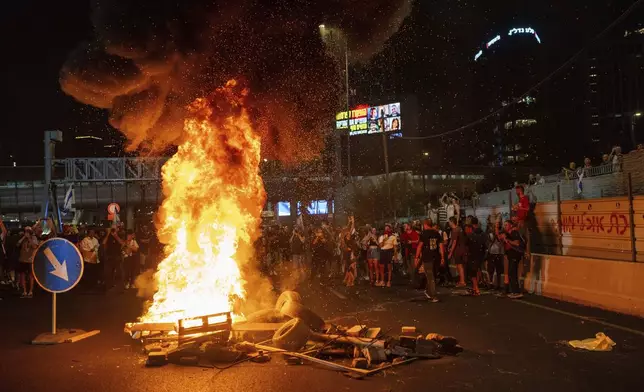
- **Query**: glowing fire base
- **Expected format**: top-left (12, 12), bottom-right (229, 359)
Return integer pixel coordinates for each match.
top-left (124, 312), bottom-right (232, 344)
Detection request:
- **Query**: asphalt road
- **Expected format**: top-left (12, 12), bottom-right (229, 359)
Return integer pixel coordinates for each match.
top-left (1, 278), bottom-right (644, 392)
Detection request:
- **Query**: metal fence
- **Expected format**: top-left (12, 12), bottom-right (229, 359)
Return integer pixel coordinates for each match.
top-left (542, 163), bottom-right (620, 184)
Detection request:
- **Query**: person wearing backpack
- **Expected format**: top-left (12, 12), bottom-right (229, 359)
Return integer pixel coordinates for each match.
top-left (499, 220), bottom-right (525, 299)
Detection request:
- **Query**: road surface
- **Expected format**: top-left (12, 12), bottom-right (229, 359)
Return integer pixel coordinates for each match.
top-left (1, 279), bottom-right (643, 392)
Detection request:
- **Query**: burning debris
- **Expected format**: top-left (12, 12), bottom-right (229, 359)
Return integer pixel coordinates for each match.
top-left (125, 291), bottom-right (463, 377)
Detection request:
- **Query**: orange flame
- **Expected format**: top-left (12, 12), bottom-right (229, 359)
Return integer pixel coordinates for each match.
top-left (139, 80), bottom-right (265, 323)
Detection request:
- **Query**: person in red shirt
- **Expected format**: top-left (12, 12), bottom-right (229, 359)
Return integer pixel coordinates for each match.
top-left (513, 185), bottom-right (530, 226)
top-left (513, 185), bottom-right (531, 259)
top-left (400, 223), bottom-right (420, 282)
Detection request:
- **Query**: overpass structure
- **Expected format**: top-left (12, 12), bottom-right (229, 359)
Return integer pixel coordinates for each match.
top-left (0, 157), bottom-right (332, 223)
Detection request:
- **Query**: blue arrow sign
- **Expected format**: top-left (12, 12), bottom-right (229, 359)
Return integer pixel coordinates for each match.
top-left (32, 238), bottom-right (84, 293)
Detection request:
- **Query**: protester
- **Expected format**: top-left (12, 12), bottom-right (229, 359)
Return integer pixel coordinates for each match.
top-left (535, 174), bottom-right (545, 185)
top-left (17, 226), bottom-right (39, 298)
top-left (487, 220), bottom-right (505, 291)
top-left (434, 222), bottom-right (452, 286)
top-left (290, 226), bottom-right (306, 275)
top-left (341, 230), bottom-right (358, 287)
top-left (583, 157), bottom-right (592, 169)
top-left (441, 193), bottom-right (459, 223)
top-left (467, 217), bottom-right (486, 296)
top-left (102, 226), bottom-right (124, 291)
top-left (447, 217), bottom-right (467, 287)
top-left (310, 227), bottom-right (328, 283)
top-left (122, 230), bottom-right (140, 289)
top-left (62, 224), bottom-right (79, 244)
top-left (137, 224), bottom-right (152, 270)
top-left (609, 146), bottom-right (623, 170)
top-left (528, 174), bottom-right (536, 186)
top-left (400, 222), bottom-right (419, 282)
top-left (378, 224), bottom-right (397, 287)
top-left (79, 228), bottom-right (100, 290)
top-left (415, 219), bottom-right (444, 302)
top-left (362, 227), bottom-right (380, 285)
top-left (499, 220), bottom-right (525, 299)
top-left (513, 185), bottom-right (530, 229)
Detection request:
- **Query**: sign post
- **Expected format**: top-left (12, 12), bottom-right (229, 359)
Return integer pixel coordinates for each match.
top-left (31, 238), bottom-right (100, 344)
top-left (107, 202), bottom-right (121, 223)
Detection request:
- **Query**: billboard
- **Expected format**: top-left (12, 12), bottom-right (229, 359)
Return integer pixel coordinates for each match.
top-left (297, 200), bottom-right (334, 215)
top-left (336, 102), bottom-right (401, 136)
top-left (277, 202), bottom-right (291, 217)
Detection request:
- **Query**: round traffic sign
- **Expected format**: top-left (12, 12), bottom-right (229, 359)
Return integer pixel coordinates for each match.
top-left (32, 238), bottom-right (84, 293)
top-left (107, 203), bottom-right (120, 214)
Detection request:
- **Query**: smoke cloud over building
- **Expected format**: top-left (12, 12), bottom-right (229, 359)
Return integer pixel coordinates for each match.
top-left (60, 0), bottom-right (411, 161)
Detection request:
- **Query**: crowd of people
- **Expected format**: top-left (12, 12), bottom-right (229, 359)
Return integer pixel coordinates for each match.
top-left (0, 218), bottom-right (157, 299)
top-left (1, 184), bottom-right (532, 303)
top-left (255, 186), bottom-right (531, 302)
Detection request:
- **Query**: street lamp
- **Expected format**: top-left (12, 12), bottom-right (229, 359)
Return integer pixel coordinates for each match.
top-left (630, 112), bottom-right (641, 149)
top-left (319, 24), bottom-right (351, 180)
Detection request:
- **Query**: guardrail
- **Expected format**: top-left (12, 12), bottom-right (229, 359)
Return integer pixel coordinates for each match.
top-left (542, 163), bottom-right (621, 184)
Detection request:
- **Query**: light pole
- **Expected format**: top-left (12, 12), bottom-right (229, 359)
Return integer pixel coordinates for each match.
top-left (319, 24), bottom-right (351, 180)
top-left (631, 112), bottom-right (641, 149)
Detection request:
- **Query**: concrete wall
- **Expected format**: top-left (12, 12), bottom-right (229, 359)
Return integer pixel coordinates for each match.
top-left (524, 254), bottom-right (644, 318)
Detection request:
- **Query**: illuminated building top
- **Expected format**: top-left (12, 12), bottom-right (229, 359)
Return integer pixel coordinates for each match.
top-left (474, 27), bottom-right (541, 61)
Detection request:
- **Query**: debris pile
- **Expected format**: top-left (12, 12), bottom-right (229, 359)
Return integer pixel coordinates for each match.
top-left (124, 291), bottom-right (463, 377)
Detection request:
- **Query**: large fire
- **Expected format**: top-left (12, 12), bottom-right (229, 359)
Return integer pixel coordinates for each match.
top-left (139, 80), bottom-right (265, 323)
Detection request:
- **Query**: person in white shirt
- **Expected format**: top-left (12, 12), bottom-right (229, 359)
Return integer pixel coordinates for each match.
top-left (122, 230), bottom-right (139, 289)
top-left (80, 229), bottom-right (100, 290)
top-left (377, 224), bottom-right (398, 287)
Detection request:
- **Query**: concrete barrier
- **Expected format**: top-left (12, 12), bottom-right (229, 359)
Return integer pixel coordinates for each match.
top-left (525, 253), bottom-right (644, 318)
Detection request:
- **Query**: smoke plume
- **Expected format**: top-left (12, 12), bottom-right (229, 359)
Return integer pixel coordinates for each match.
top-left (60, 0), bottom-right (412, 161)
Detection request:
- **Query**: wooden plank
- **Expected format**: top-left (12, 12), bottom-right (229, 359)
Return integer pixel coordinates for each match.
top-left (231, 322), bottom-right (285, 331)
top-left (309, 333), bottom-right (385, 349)
top-left (125, 322), bottom-right (176, 332)
top-left (65, 330), bottom-right (101, 343)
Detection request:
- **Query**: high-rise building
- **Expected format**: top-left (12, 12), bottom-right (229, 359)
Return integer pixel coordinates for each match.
top-left (467, 25), bottom-right (549, 169)
top-left (584, 21), bottom-right (644, 155)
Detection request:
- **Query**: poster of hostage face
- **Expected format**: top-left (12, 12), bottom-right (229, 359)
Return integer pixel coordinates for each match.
top-left (366, 102), bottom-right (401, 134)
top-left (336, 102), bottom-right (401, 136)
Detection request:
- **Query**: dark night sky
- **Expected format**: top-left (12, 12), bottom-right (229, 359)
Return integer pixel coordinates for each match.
top-left (0, 0), bottom-right (639, 166)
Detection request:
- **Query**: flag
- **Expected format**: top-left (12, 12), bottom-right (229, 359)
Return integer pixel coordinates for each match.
top-left (61, 184), bottom-right (75, 216)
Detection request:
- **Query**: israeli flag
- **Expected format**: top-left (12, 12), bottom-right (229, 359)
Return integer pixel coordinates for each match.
top-left (61, 184), bottom-right (75, 216)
